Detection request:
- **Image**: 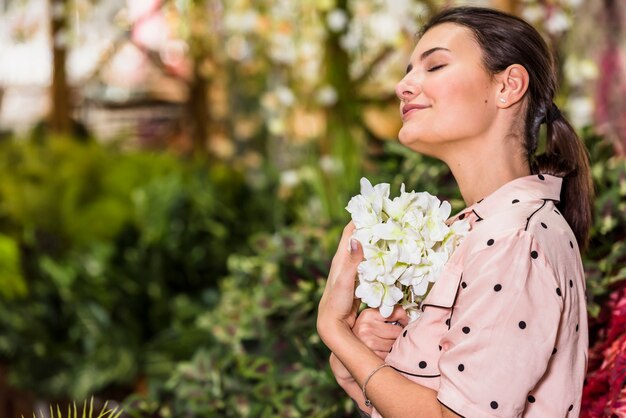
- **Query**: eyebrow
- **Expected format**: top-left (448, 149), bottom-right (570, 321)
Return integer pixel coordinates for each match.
top-left (405, 47), bottom-right (451, 73)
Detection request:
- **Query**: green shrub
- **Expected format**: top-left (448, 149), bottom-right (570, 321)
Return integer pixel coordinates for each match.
top-left (123, 226), bottom-right (356, 417)
top-left (0, 136), bottom-right (274, 398)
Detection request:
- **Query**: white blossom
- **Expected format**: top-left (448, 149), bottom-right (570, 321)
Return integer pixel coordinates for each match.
top-left (326, 9), bottom-right (348, 32)
top-left (355, 281), bottom-right (403, 318)
top-left (319, 155), bottom-right (341, 174)
top-left (546, 10), bottom-right (570, 35)
top-left (521, 5), bottom-right (544, 24)
top-left (366, 12), bottom-right (399, 44)
top-left (316, 85), bottom-right (338, 106)
top-left (275, 86), bottom-right (295, 107)
top-left (346, 177), bottom-right (469, 320)
top-left (224, 10), bottom-right (259, 34)
top-left (279, 170), bottom-right (299, 187)
top-left (566, 97), bottom-right (594, 129)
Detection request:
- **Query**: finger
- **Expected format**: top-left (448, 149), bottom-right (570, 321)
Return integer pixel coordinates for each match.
top-left (354, 321), bottom-right (404, 340)
top-left (357, 335), bottom-right (397, 352)
top-left (386, 305), bottom-right (410, 327)
top-left (380, 323), bottom-right (405, 339)
top-left (328, 224), bottom-right (363, 293)
top-left (332, 222), bottom-right (356, 263)
top-left (335, 222), bottom-right (364, 265)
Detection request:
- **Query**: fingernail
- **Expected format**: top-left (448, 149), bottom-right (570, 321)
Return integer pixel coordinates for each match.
top-left (349, 238), bottom-right (358, 254)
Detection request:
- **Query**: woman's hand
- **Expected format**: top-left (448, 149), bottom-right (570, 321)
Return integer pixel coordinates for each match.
top-left (329, 305), bottom-right (408, 386)
top-left (353, 306), bottom-right (409, 360)
top-left (317, 222), bottom-right (364, 347)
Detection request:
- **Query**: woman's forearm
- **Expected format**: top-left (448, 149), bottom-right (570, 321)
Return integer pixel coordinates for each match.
top-left (330, 352), bottom-right (372, 414)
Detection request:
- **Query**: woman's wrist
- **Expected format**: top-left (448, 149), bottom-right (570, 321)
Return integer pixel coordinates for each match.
top-left (318, 317), bottom-right (353, 351)
top-left (329, 352), bottom-right (355, 385)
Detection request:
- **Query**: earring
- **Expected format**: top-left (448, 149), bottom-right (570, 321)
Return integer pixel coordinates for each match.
top-left (498, 98), bottom-right (507, 103)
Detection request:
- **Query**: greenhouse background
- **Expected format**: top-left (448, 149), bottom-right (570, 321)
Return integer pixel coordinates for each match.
top-left (0, 0), bottom-right (624, 417)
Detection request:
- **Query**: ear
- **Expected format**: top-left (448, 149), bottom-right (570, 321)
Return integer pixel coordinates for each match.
top-left (494, 64), bottom-right (529, 108)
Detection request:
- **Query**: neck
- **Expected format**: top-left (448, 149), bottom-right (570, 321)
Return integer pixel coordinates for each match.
top-left (443, 136), bottom-right (531, 207)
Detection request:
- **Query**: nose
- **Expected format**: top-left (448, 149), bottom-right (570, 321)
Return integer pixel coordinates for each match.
top-left (395, 75), bottom-right (420, 102)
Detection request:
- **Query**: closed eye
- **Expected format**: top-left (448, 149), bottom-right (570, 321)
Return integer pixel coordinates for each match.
top-left (428, 64), bottom-right (446, 72)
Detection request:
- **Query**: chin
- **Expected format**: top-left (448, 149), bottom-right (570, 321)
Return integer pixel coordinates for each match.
top-left (398, 128), bottom-right (425, 148)
top-left (397, 129), bottom-right (443, 159)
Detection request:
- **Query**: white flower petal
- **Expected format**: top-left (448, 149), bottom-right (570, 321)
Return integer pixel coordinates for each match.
top-left (379, 303), bottom-right (394, 318)
top-left (355, 281), bottom-right (383, 308)
top-left (412, 278), bottom-right (430, 296)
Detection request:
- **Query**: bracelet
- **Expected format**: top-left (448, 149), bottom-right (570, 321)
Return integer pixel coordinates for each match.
top-left (362, 363), bottom-right (390, 407)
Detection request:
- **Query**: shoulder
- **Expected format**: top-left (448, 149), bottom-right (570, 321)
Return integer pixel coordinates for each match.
top-left (461, 199), bottom-right (579, 272)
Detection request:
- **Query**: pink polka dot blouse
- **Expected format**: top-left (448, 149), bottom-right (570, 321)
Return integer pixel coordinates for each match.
top-left (372, 174), bottom-right (588, 418)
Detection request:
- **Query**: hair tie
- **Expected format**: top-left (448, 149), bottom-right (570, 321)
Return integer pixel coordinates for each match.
top-left (543, 103), bottom-right (561, 124)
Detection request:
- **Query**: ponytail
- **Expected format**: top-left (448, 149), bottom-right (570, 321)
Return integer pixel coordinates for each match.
top-left (532, 109), bottom-right (594, 251)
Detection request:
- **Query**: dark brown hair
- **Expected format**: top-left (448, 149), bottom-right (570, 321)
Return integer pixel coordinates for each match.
top-left (420, 6), bottom-right (594, 250)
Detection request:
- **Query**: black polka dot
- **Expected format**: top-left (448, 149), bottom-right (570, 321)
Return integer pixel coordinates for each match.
top-left (462, 326), bottom-right (471, 334)
top-left (576, 324), bottom-right (579, 332)
top-left (569, 241), bottom-right (574, 249)
top-left (461, 281), bottom-right (467, 289)
top-left (531, 251), bottom-right (538, 259)
top-left (519, 321), bottom-right (527, 329)
top-left (458, 364), bottom-right (465, 372)
top-left (490, 401), bottom-right (499, 410)
top-left (476, 218), bottom-right (483, 222)
top-left (477, 199), bottom-right (484, 203)
top-left (552, 347), bottom-right (557, 355)
top-left (555, 209), bottom-right (561, 215)
top-left (445, 318), bottom-right (450, 327)
top-left (512, 199), bottom-right (520, 204)
top-left (570, 280), bottom-right (573, 288)
top-left (556, 287), bottom-right (562, 297)
top-left (487, 239), bottom-right (494, 246)
top-left (528, 395), bottom-right (536, 403)
top-left (494, 284), bottom-right (502, 292)
top-left (459, 213), bottom-right (466, 220)
top-left (541, 222), bottom-right (548, 229)
top-left (419, 361), bottom-right (427, 369)
top-left (438, 345), bottom-right (442, 351)
top-left (403, 330), bottom-right (407, 338)
top-left (568, 404), bottom-right (573, 411)
top-left (389, 347), bottom-right (393, 353)
top-left (538, 174), bottom-right (545, 180)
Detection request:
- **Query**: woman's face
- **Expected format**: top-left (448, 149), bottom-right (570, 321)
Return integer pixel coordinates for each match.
top-left (395, 23), bottom-right (499, 156)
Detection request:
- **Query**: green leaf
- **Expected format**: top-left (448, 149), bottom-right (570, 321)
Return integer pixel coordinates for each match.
top-left (0, 234), bottom-right (27, 299)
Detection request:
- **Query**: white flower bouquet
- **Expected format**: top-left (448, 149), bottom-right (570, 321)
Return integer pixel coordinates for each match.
top-left (346, 178), bottom-right (469, 322)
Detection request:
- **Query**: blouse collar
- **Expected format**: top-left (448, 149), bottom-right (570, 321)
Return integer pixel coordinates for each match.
top-left (451, 174), bottom-right (562, 224)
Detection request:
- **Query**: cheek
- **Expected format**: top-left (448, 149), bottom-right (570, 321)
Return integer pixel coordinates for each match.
top-left (433, 78), bottom-right (492, 130)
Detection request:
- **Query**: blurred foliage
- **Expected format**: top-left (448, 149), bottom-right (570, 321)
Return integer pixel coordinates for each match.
top-left (124, 227), bottom-right (353, 417)
top-left (583, 129), bottom-right (626, 318)
top-left (0, 136), bottom-right (275, 399)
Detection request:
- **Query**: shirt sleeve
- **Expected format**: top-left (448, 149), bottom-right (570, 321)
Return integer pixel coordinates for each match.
top-left (436, 229), bottom-right (563, 418)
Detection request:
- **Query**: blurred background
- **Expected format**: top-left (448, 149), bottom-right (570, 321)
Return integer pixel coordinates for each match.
top-left (0, 0), bottom-right (624, 417)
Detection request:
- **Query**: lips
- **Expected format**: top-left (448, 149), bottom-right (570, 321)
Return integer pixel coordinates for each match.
top-left (401, 103), bottom-right (429, 119)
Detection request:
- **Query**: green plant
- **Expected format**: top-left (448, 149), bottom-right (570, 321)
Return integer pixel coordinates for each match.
top-left (123, 226), bottom-right (356, 417)
top-left (23, 397), bottom-right (123, 418)
top-left (581, 130), bottom-right (626, 317)
top-left (0, 136), bottom-right (275, 399)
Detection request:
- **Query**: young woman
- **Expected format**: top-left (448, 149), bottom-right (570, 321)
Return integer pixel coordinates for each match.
top-left (317, 6), bottom-right (593, 418)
